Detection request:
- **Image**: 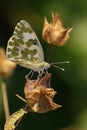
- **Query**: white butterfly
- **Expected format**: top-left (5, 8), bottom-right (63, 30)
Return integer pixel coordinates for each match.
top-left (6, 20), bottom-right (50, 73)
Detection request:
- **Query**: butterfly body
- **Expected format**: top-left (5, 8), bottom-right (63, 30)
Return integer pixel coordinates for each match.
top-left (18, 61), bottom-right (50, 72)
top-left (6, 20), bottom-right (50, 72)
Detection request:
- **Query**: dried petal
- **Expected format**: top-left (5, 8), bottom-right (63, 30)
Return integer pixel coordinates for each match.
top-left (42, 12), bottom-right (72, 46)
top-left (0, 48), bottom-right (16, 78)
top-left (24, 73), bottom-right (61, 113)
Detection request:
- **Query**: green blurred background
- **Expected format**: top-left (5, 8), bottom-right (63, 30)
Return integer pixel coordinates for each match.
top-left (0, 0), bottom-right (87, 130)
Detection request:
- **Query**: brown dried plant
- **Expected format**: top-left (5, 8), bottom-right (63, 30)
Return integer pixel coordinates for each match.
top-left (0, 47), bottom-right (16, 78)
top-left (4, 73), bottom-right (61, 130)
top-left (24, 73), bottom-right (61, 113)
top-left (42, 12), bottom-right (72, 46)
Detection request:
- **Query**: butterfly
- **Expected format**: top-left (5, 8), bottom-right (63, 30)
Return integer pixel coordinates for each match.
top-left (6, 20), bottom-right (50, 73)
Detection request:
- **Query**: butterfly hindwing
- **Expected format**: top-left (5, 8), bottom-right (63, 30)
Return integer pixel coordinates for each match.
top-left (6, 20), bottom-right (44, 65)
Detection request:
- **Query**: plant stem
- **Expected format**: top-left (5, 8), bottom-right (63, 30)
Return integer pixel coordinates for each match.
top-left (1, 80), bottom-right (10, 119)
top-left (0, 126), bottom-right (2, 130)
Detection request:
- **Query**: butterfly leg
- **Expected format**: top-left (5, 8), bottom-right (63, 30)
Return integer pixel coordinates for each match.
top-left (44, 68), bottom-right (48, 74)
top-left (37, 72), bottom-right (43, 79)
top-left (30, 71), bottom-right (34, 79)
top-left (25, 70), bottom-right (33, 78)
top-left (37, 69), bottom-right (48, 79)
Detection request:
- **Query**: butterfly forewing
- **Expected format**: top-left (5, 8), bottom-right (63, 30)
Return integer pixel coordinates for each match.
top-left (6, 20), bottom-right (44, 66)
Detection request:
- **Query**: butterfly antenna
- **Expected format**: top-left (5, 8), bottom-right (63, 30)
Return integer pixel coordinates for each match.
top-left (50, 61), bottom-right (70, 65)
top-left (51, 64), bottom-right (65, 71)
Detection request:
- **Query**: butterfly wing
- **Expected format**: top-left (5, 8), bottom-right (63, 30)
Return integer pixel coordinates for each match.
top-left (6, 20), bottom-right (44, 67)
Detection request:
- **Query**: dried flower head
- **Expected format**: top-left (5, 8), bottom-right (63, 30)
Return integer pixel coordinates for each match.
top-left (4, 108), bottom-right (27, 130)
top-left (24, 73), bottom-right (61, 113)
top-left (42, 12), bottom-right (72, 46)
top-left (0, 47), bottom-right (16, 78)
